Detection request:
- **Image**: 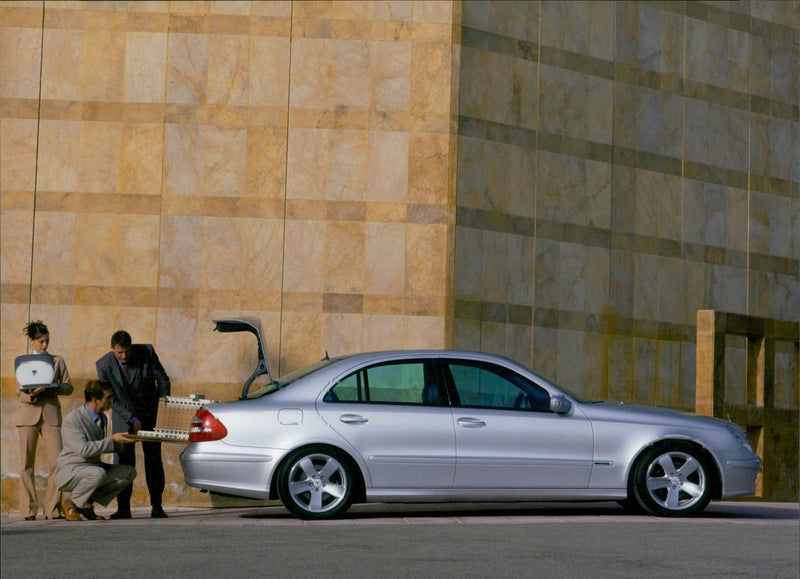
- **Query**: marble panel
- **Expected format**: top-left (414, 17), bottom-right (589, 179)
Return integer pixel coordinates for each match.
top-left (405, 223), bottom-right (447, 296)
top-left (36, 120), bottom-right (80, 193)
top-left (204, 126), bottom-right (246, 197)
top-left (608, 335), bottom-right (634, 401)
top-left (282, 220), bottom-right (325, 293)
top-left (402, 314), bottom-right (445, 349)
top-left (322, 313), bottom-right (363, 356)
top-left (408, 132), bottom-right (448, 204)
top-left (540, 1), bottom-right (614, 61)
top-left (557, 328), bottom-right (584, 392)
top-left (532, 325), bottom-right (558, 382)
top-left (507, 233), bottom-right (534, 306)
top-left (29, 211), bottom-right (75, 286)
top-left (78, 121), bottom-right (122, 194)
top-left (323, 220), bottom-right (365, 294)
top-left (582, 332), bottom-right (608, 400)
top-left (239, 218), bottom-right (284, 291)
top-left (1, 119), bottom-right (38, 192)
top-left (635, 169), bottom-right (681, 240)
top-left (246, 126), bottom-right (288, 199)
top-left (290, 38), bottom-right (331, 109)
top-left (121, 123), bottom-right (164, 195)
top-left (286, 128), bottom-right (328, 200)
top-left (459, 47), bottom-right (489, 121)
top-left (330, 39), bottom-right (369, 109)
top-left (40, 28), bottom-right (82, 101)
top-left (211, 1), bottom-right (251, 16)
top-left (656, 257), bottom-right (682, 325)
top-left (159, 215), bottom-right (201, 288)
top-left (367, 131), bottom-right (408, 202)
top-left (327, 130), bottom-right (368, 201)
top-left (200, 217), bottom-right (243, 290)
top-left (410, 42), bottom-right (451, 115)
top-left (167, 33), bottom-right (208, 105)
top-left (371, 40), bottom-right (411, 112)
top-left (208, 34), bottom-right (249, 106)
top-left (707, 264), bottom-right (747, 315)
top-left (365, 222), bottom-right (405, 295)
top-left (250, 36), bottom-right (290, 108)
top-left (0, 210), bottom-right (33, 285)
top-left (533, 238), bottom-right (560, 310)
top-left (769, 117), bottom-right (799, 183)
top-left (81, 30), bottom-right (125, 102)
top-left (480, 230), bottom-right (508, 304)
top-left (164, 123), bottom-right (203, 195)
top-left (454, 226), bottom-right (482, 298)
top-left (280, 311), bottom-right (324, 371)
top-left (1, 26), bottom-right (41, 99)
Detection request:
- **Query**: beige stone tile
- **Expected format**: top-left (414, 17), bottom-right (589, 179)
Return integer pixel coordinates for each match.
top-left (323, 220), bottom-right (365, 293)
top-left (280, 311), bottom-right (324, 371)
top-left (36, 120), bottom-right (80, 192)
top-left (0, 210), bottom-right (33, 284)
top-left (78, 121), bottom-right (122, 194)
top-left (70, 213), bottom-right (117, 286)
top-left (363, 314), bottom-right (404, 349)
top-left (1, 26), bottom-right (42, 99)
top-left (40, 28), bottom-right (82, 101)
top-left (240, 218), bottom-right (284, 291)
top-left (250, 36), bottom-right (290, 107)
top-left (121, 123), bottom-right (164, 195)
top-left (164, 124), bottom-right (203, 196)
top-left (367, 131), bottom-right (408, 202)
top-left (408, 132), bottom-right (448, 204)
top-left (204, 126), bottom-right (246, 197)
top-left (29, 211), bottom-right (75, 285)
top-left (330, 39), bottom-right (370, 108)
top-left (410, 42), bottom-right (451, 114)
top-left (159, 215), bottom-right (201, 288)
top-left (286, 128), bottom-right (328, 200)
top-left (290, 38), bottom-right (331, 109)
top-left (208, 34), bottom-right (249, 106)
top-left (405, 223), bottom-right (446, 296)
top-left (125, 32), bottom-right (168, 104)
top-left (322, 313), bottom-right (363, 355)
top-left (283, 220), bottom-right (325, 293)
top-left (167, 33), bottom-right (208, 104)
top-left (0, 119), bottom-right (37, 192)
top-left (403, 315), bottom-right (444, 349)
top-left (374, 1), bottom-right (413, 22)
top-left (81, 30), bottom-right (125, 102)
top-left (366, 222), bottom-right (405, 295)
top-left (371, 40), bottom-right (411, 112)
top-left (327, 130), bottom-right (368, 201)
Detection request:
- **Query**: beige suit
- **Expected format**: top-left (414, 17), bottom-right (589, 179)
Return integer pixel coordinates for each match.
top-left (54, 404), bottom-right (136, 508)
top-left (15, 355), bottom-right (73, 519)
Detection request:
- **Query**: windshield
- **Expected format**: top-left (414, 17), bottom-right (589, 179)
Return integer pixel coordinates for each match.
top-left (245, 359), bottom-right (335, 399)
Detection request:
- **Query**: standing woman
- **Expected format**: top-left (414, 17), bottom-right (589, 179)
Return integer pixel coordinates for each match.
top-left (16, 320), bottom-right (73, 520)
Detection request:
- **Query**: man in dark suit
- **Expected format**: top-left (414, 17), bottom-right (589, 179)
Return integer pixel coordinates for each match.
top-left (96, 330), bottom-right (170, 519)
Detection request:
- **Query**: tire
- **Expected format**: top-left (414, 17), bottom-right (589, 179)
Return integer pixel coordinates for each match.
top-left (276, 446), bottom-right (354, 520)
top-left (632, 443), bottom-right (712, 517)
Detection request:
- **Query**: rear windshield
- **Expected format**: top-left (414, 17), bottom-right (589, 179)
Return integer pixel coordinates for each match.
top-left (245, 359), bottom-right (335, 399)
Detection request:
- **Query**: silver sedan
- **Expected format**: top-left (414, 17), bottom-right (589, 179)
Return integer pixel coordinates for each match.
top-left (180, 319), bottom-right (761, 520)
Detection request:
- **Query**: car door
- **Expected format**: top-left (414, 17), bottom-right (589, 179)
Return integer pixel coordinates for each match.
top-left (316, 359), bottom-right (456, 489)
top-left (442, 359), bottom-right (594, 489)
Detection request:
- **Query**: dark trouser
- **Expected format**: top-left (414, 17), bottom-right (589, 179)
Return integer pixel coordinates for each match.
top-left (115, 437), bottom-right (165, 512)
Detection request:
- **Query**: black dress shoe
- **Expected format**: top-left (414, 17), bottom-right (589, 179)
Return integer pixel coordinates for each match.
top-left (109, 510), bottom-right (132, 520)
top-left (75, 504), bottom-right (105, 521)
top-left (24, 515), bottom-right (36, 521)
top-left (150, 507), bottom-right (168, 518)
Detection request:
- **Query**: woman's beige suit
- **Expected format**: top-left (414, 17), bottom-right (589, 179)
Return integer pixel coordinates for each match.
top-left (15, 355), bottom-right (73, 519)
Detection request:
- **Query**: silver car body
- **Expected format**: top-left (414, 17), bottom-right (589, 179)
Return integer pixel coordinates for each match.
top-left (180, 321), bottom-right (761, 518)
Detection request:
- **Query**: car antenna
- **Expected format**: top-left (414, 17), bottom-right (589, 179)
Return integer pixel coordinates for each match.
top-left (322, 351), bottom-right (329, 361)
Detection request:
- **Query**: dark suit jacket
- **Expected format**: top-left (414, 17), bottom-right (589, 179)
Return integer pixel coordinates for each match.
top-left (96, 344), bottom-right (170, 434)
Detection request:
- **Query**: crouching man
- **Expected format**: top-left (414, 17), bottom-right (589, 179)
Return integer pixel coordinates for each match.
top-left (54, 380), bottom-right (136, 521)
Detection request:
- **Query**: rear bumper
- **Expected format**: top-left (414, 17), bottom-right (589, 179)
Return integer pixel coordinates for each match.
top-left (180, 446), bottom-right (275, 500)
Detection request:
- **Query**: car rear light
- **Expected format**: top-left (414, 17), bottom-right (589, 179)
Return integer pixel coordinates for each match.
top-left (188, 408), bottom-right (228, 442)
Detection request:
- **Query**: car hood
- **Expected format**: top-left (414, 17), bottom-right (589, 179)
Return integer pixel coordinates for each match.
top-left (580, 400), bottom-right (731, 429)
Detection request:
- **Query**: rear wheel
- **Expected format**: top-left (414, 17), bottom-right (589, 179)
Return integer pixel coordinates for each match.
top-left (632, 443), bottom-right (712, 517)
top-left (276, 446), bottom-right (354, 520)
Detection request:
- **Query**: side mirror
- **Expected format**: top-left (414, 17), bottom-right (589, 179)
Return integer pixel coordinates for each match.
top-left (549, 396), bottom-right (572, 414)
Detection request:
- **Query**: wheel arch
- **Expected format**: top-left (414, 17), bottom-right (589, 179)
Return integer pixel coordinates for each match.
top-left (268, 442), bottom-right (367, 504)
top-left (626, 438), bottom-right (723, 501)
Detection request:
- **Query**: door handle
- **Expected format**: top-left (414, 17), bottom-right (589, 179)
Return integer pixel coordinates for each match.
top-left (339, 414), bottom-right (368, 425)
top-left (456, 417), bottom-right (486, 428)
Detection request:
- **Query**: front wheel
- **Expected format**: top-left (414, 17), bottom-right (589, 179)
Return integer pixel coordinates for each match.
top-left (276, 446), bottom-right (354, 520)
top-left (632, 444), bottom-right (712, 517)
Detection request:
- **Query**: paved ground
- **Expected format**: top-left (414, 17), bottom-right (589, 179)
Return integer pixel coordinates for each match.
top-left (2, 499), bottom-right (797, 527)
top-left (3, 501), bottom-right (797, 578)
